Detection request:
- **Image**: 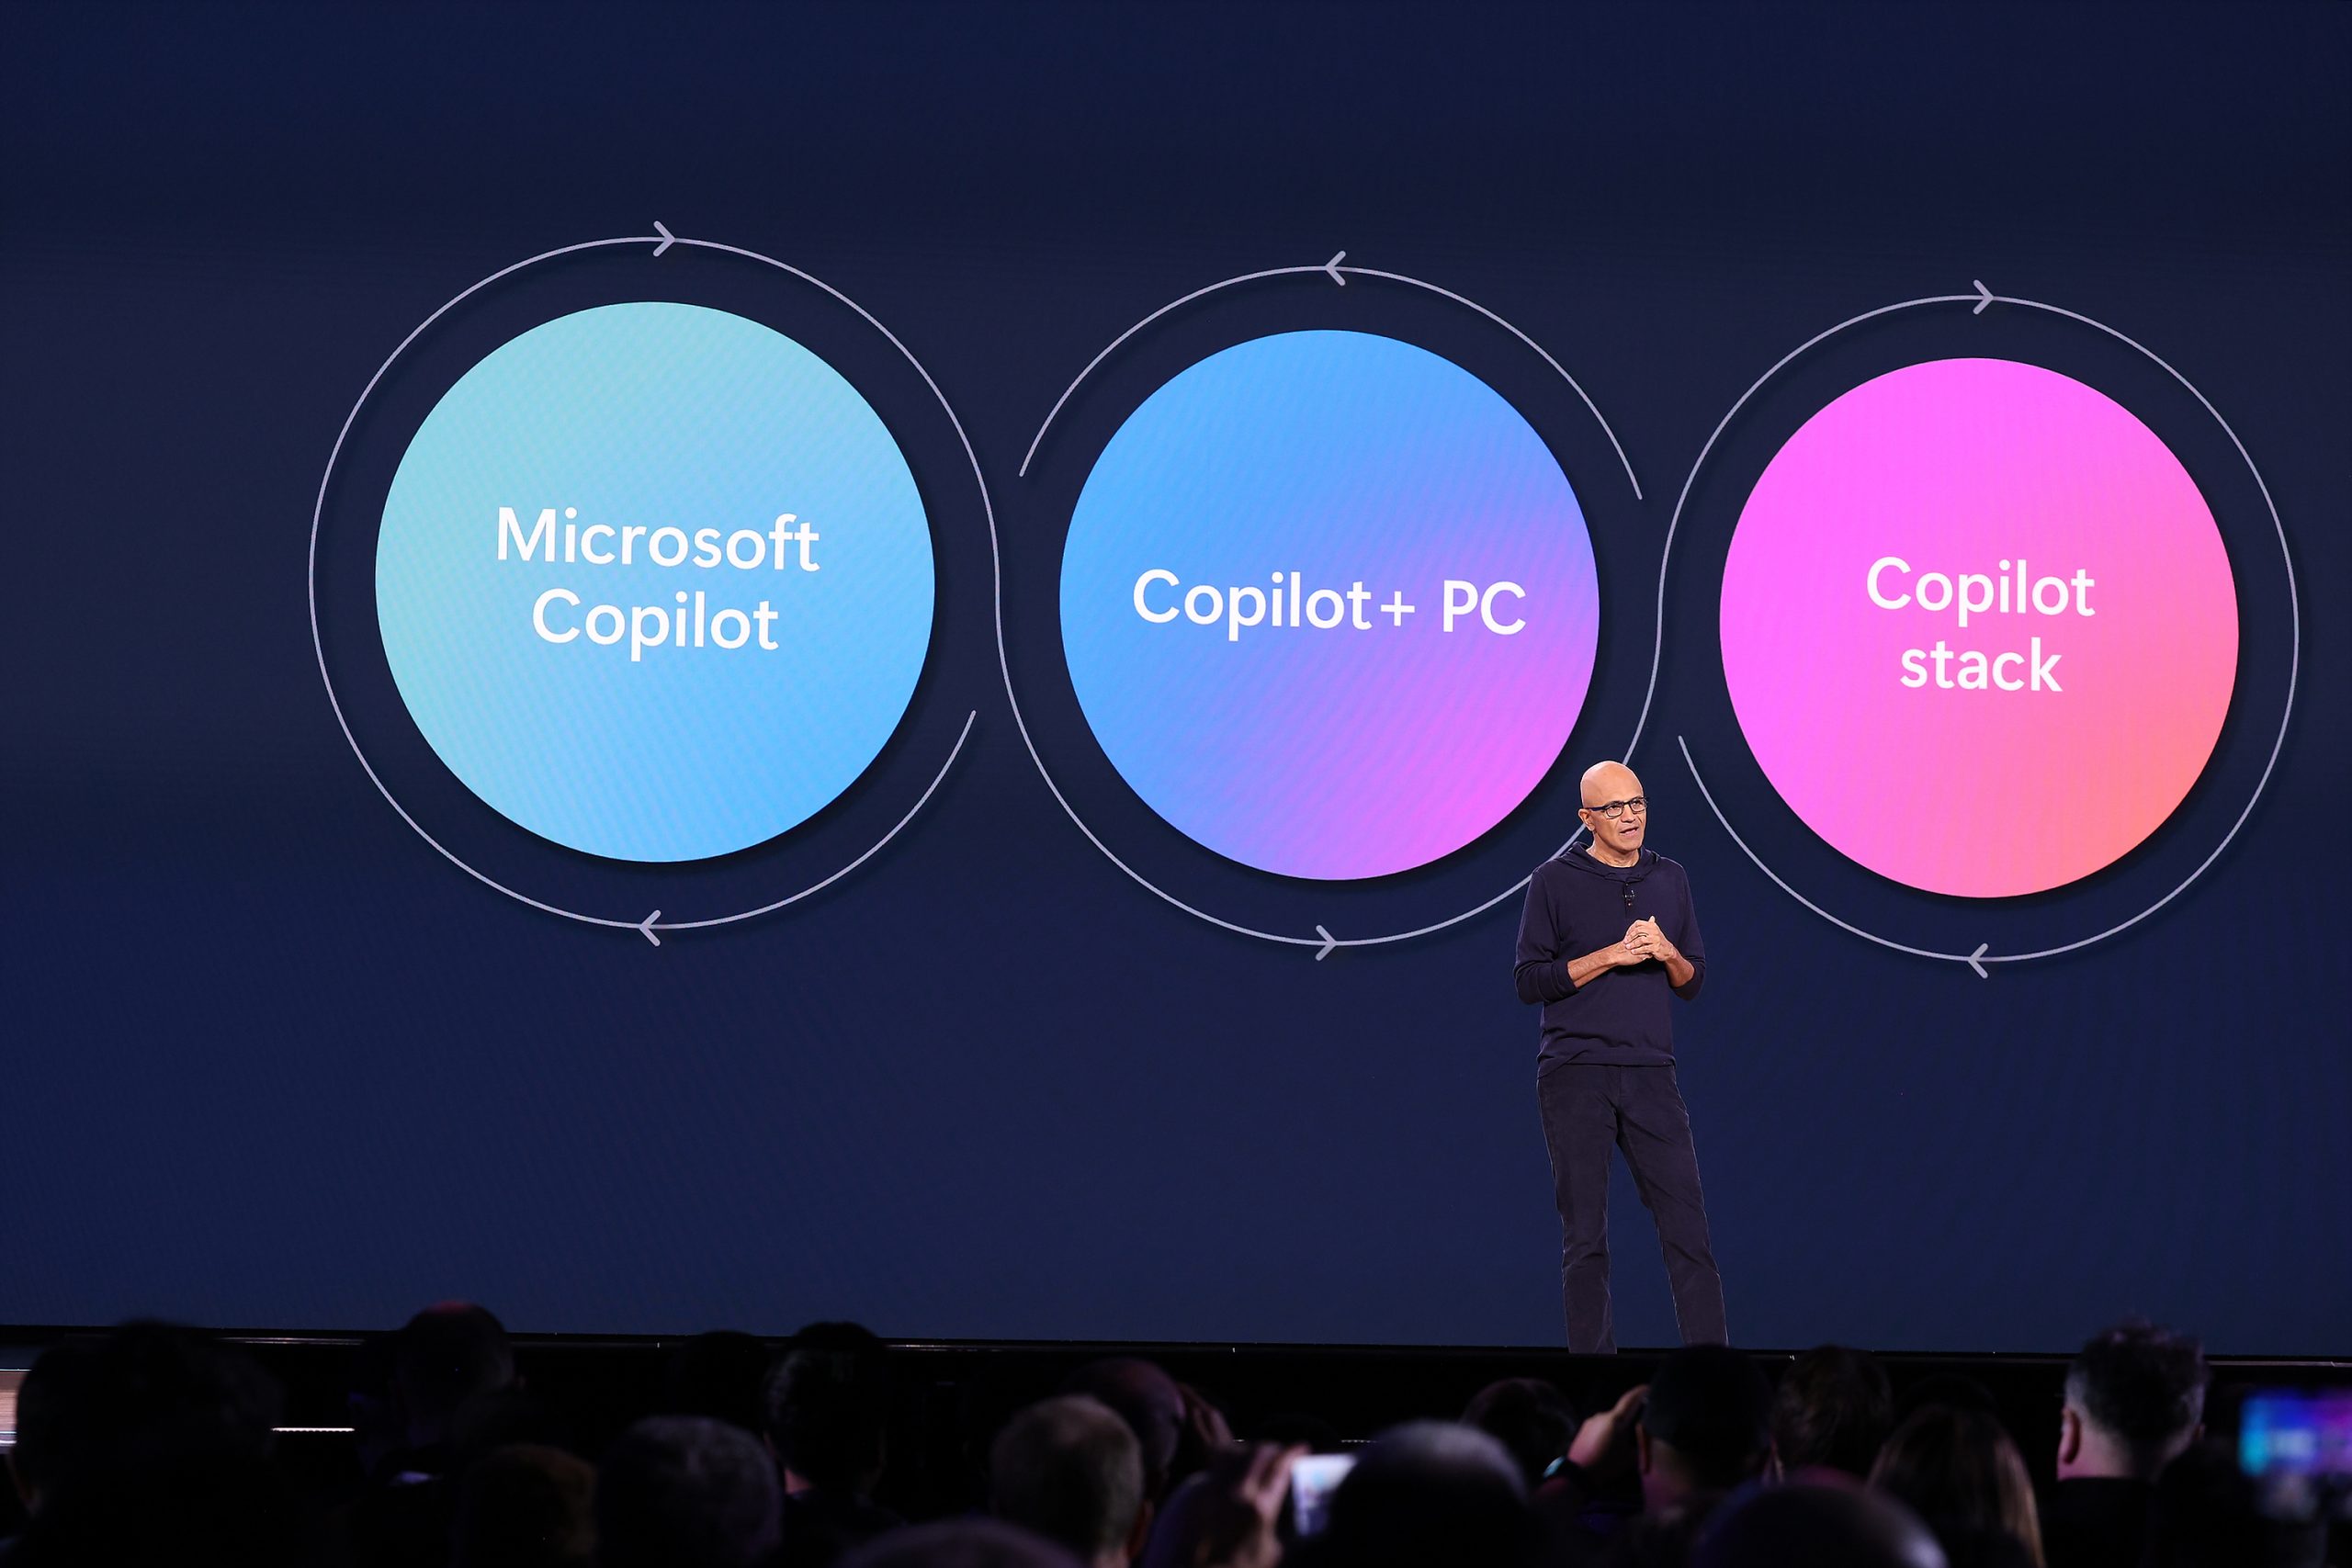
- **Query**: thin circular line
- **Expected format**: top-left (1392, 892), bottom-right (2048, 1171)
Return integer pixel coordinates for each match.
top-left (1007, 258), bottom-right (1638, 955)
top-left (1658, 288), bottom-right (2298, 970)
top-left (1021, 259), bottom-right (1644, 498)
top-left (307, 230), bottom-right (990, 939)
top-left (1019, 265), bottom-right (1326, 479)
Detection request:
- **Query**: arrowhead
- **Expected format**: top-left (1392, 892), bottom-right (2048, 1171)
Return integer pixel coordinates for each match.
top-left (639, 909), bottom-right (663, 947)
top-left (1971, 278), bottom-right (1993, 315)
top-left (1315, 924), bottom-right (1338, 961)
top-left (652, 220), bottom-right (676, 257)
top-left (1324, 250), bottom-right (1347, 288)
top-left (1966, 942), bottom-right (1989, 978)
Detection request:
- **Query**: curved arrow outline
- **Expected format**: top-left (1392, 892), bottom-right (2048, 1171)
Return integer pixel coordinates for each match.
top-left (1020, 251), bottom-right (1643, 497)
top-left (1008, 253), bottom-right (1640, 957)
top-left (1657, 283), bottom-right (2299, 975)
top-left (308, 226), bottom-right (993, 942)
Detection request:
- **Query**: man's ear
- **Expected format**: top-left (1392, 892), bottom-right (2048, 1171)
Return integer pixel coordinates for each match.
top-left (2057, 1407), bottom-right (2081, 1468)
top-left (1124, 1496), bottom-right (1155, 1563)
top-left (1634, 1425), bottom-right (1654, 1477)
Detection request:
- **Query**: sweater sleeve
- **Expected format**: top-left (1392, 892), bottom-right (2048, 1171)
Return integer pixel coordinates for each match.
top-left (1672, 868), bottom-right (1707, 1002)
top-left (1514, 867), bottom-right (1577, 1005)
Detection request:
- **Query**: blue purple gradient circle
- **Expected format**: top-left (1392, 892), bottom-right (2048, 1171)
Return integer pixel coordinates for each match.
top-left (1060, 330), bottom-right (1600, 881)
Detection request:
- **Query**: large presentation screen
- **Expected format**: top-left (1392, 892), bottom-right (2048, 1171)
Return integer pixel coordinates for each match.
top-left (4, 2), bottom-right (2345, 1352)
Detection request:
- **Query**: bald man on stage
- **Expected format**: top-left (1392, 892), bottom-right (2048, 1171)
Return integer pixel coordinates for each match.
top-left (1514, 760), bottom-right (1727, 1354)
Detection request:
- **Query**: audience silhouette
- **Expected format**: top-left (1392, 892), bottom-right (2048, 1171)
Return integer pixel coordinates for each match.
top-left (0, 1312), bottom-right (2336, 1568)
top-left (989, 1395), bottom-right (1151, 1568)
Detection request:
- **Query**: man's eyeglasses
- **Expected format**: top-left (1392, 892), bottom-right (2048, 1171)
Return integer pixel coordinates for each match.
top-left (1581, 796), bottom-right (1647, 820)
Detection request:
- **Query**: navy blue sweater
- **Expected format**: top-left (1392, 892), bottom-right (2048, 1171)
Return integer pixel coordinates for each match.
top-left (1514, 847), bottom-right (1707, 1069)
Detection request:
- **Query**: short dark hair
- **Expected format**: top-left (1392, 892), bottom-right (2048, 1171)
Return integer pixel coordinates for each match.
top-left (1641, 1346), bottom-right (1773, 1492)
top-left (455, 1443), bottom-right (596, 1568)
top-left (1771, 1346), bottom-right (1895, 1479)
top-left (989, 1395), bottom-right (1144, 1562)
top-left (599, 1415), bottom-right (782, 1568)
top-left (1461, 1379), bottom-right (1578, 1490)
top-left (2064, 1320), bottom-right (2208, 1475)
top-left (1693, 1478), bottom-right (1943, 1568)
top-left (1057, 1359), bottom-right (1185, 1502)
top-left (763, 1322), bottom-right (893, 1495)
top-left (660, 1330), bottom-right (774, 1436)
top-left (843, 1517), bottom-right (1084, 1568)
top-left (1322, 1421), bottom-right (1531, 1568)
top-left (394, 1303), bottom-right (515, 1439)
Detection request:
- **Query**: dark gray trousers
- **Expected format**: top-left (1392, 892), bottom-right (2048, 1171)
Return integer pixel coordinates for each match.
top-left (1537, 1063), bottom-right (1728, 1354)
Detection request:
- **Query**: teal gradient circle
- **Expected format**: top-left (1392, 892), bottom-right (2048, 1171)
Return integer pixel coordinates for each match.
top-left (377, 302), bottom-right (934, 863)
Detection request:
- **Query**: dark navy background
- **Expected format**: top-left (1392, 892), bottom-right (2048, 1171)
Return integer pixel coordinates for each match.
top-left (4, 2), bottom-right (2346, 1351)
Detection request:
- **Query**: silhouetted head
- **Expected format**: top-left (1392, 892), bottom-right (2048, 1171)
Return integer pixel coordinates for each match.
top-left (450, 1383), bottom-right (572, 1475)
top-left (990, 1395), bottom-right (1148, 1568)
top-left (1058, 1359), bottom-right (1186, 1503)
top-left (1639, 1346), bottom-right (1773, 1511)
top-left (1772, 1346), bottom-right (1895, 1479)
top-left (660, 1330), bottom-right (773, 1436)
top-left (13, 1321), bottom-right (281, 1515)
top-left (1461, 1379), bottom-right (1577, 1491)
top-left (1695, 1478), bottom-right (1947, 1568)
top-left (12, 1325), bottom-right (305, 1566)
top-left (843, 1517), bottom-right (1085, 1568)
top-left (454, 1443), bottom-right (596, 1568)
top-left (1870, 1405), bottom-right (2042, 1566)
top-left (2059, 1320), bottom-right (2207, 1481)
top-left (17, 1428), bottom-right (317, 1568)
top-left (393, 1303), bottom-right (515, 1453)
top-left (11, 1338), bottom-right (107, 1514)
top-left (1319, 1421), bottom-right (1532, 1568)
top-left (599, 1415), bottom-right (781, 1568)
top-left (1896, 1374), bottom-right (2000, 1422)
top-left (1601, 1507), bottom-right (1717, 1568)
top-left (764, 1322), bottom-right (893, 1496)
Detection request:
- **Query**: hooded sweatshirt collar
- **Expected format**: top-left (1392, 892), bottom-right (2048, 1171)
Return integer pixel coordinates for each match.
top-left (1560, 845), bottom-right (1657, 883)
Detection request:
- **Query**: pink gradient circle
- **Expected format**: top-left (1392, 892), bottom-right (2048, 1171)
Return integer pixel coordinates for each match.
top-left (1719, 357), bottom-right (2238, 898)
